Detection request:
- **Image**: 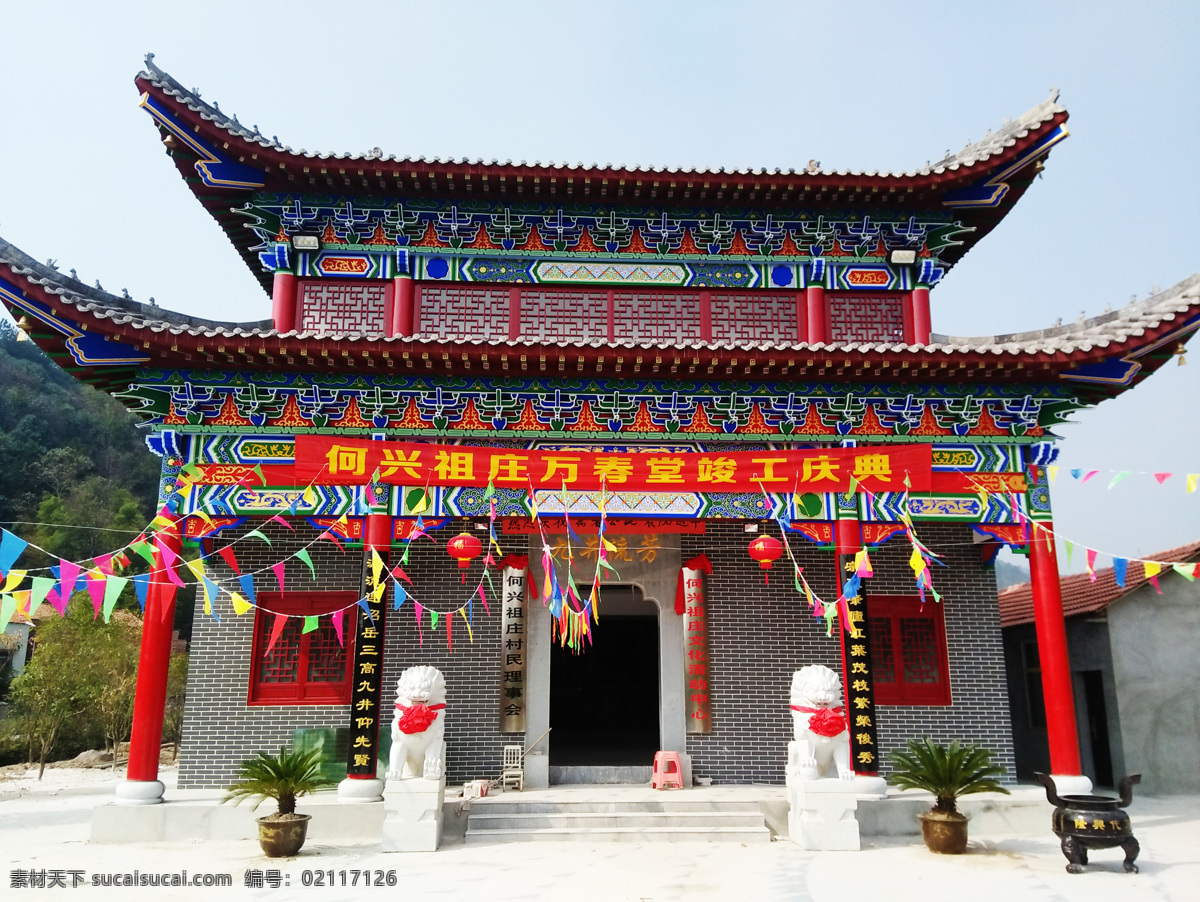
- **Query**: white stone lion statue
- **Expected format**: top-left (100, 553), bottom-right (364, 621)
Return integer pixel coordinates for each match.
top-left (789, 664), bottom-right (853, 781)
top-left (388, 665), bottom-right (447, 780)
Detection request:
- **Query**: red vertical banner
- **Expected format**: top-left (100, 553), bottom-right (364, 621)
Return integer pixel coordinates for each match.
top-left (683, 553), bottom-right (713, 734)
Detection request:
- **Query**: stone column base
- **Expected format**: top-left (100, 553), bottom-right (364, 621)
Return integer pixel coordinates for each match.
top-left (338, 776), bottom-right (385, 804)
top-left (382, 775), bottom-right (446, 852)
top-left (1048, 774), bottom-right (1094, 796)
top-left (115, 780), bottom-right (164, 806)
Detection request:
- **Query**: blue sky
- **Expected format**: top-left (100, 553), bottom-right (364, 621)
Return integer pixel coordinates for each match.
top-left (1, 1), bottom-right (1196, 570)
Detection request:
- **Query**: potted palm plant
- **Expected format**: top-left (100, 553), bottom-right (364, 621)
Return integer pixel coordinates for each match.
top-left (888, 738), bottom-right (1010, 854)
top-left (223, 747), bottom-right (335, 857)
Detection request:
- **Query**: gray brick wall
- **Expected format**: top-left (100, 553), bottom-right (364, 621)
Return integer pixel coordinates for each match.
top-left (180, 518), bottom-right (1013, 789)
top-left (178, 517), bottom-right (507, 789)
top-left (682, 522), bottom-right (1015, 784)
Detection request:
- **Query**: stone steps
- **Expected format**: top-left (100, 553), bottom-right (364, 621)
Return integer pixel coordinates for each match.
top-left (549, 765), bottom-right (654, 784)
top-left (464, 797), bottom-right (771, 843)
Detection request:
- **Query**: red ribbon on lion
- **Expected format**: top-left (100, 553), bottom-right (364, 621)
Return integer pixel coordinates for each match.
top-left (790, 705), bottom-right (846, 737)
top-left (394, 702), bottom-right (446, 735)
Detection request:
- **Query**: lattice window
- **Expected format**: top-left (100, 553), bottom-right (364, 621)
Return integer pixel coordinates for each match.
top-left (613, 291), bottom-right (702, 343)
top-left (300, 281), bottom-right (387, 334)
top-left (868, 595), bottom-right (950, 705)
top-left (258, 621), bottom-right (300, 684)
top-left (250, 592), bottom-right (356, 705)
top-left (711, 292), bottom-right (800, 343)
top-left (868, 616), bottom-right (895, 685)
top-left (900, 617), bottom-right (940, 684)
top-left (827, 293), bottom-right (904, 343)
top-left (307, 623), bottom-right (349, 683)
top-left (518, 289), bottom-right (608, 342)
top-left (418, 286), bottom-right (508, 341)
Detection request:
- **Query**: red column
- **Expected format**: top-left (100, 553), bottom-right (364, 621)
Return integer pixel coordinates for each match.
top-left (508, 286), bottom-right (522, 340)
top-left (911, 286), bottom-right (932, 345)
top-left (126, 515), bottom-right (181, 785)
top-left (901, 290), bottom-right (916, 345)
top-left (796, 292), bottom-right (809, 344)
top-left (1029, 522), bottom-right (1082, 775)
top-left (392, 276), bottom-right (415, 337)
top-left (699, 290), bottom-right (713, 342)
top-left (271, 272), bottom-right (298, 332)
top-left (834, 517), bottom-right (862, 556)
top-left (365, 512), bottom-right (392, 553)
top-left (806, 285), bottom-right (828, 344)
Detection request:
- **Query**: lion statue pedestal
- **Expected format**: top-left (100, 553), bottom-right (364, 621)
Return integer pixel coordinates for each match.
top-left (382, 666), bottom-right (448, 852)
top-left (785, 665), bottom-right (887, 851)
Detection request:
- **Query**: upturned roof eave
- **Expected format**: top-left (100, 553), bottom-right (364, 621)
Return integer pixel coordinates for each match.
top-left (4, 232), bottom-right (1195, 390)
top-left (136, 54), bottom-right (1067, 193)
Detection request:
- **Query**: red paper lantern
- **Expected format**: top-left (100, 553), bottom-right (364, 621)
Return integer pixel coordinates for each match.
top-left (748, 535), bottom-right (783, 584)
top-left (446, 532), bottom-right (482, 583)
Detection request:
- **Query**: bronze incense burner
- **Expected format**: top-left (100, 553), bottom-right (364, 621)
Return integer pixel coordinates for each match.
top-left (1035, 773), bottom-right (1141, 874)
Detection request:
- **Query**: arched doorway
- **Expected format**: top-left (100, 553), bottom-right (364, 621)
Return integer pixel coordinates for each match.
top-left (548, 585), bottom-right (660, 767)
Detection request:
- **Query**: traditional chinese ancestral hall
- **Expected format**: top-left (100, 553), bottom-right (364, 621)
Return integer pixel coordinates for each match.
top-left (3, 56), bottom-right (1198, 802)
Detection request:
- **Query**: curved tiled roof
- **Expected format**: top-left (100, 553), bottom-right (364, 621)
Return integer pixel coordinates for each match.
top-left (0, 235), bottom-right (272, 333)
top-left (5, 232), bottom-right (1195, 365)
top-left (139, 54), bottom-right (1066, 183)
top-left (928, 274), bottom-right (1200, 355)
top-left (998, 540), bottom-right (1200, 628)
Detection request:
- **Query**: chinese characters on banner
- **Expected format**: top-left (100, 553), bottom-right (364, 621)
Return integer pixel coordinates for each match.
top-left (840, 558), bottom-right (879, 776)
top-left (294, 436), bottom-right (932, 494)
top-left (683, 554), bottom-right (713, 734)
top-left (345, 559), bottom-right (386, 778)
top-left (499, 556), bottom-right (528, 733)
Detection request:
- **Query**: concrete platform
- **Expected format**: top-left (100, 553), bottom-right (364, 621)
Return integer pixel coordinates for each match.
top-left (88, 781), bottom-right (1054, 845)
top-left (13, 772), bottom-right (1199, 902)
top-left (90, 788), bottom-right (385, 844)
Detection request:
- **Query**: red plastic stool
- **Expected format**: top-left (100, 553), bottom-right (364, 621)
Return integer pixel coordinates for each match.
top-left (651, 751), bottom-right (684, 790)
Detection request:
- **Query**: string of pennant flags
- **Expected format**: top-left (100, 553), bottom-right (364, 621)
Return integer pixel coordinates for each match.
top-left (750, 479), bottom-right (945, 639)
top-left (1048, 466), bottom-right (1200, 493)
top-left (2, 459), bottom-right (1198, 648)
top-left (967, 478), bottom-right (1200, 592)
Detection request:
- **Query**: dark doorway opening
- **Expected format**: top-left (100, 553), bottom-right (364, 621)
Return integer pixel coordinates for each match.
top-left (1080, 670), bottom-right (1114, 788)
top-left (549, 586), bottom-right (659, 766)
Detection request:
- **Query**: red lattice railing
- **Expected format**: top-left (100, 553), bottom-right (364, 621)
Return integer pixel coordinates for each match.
top-left (300, 282), bottom-right (388, 333)
top-left (711, 292), bottom-right (800, 343)
top-left (519, 289), bottom-right (608, 342)
top-left (827, 293), bottom-right (904, 343)
top-left (613, 291), bottom-right (702, 343)
top-left (418, 285), bottom-right (508, 340)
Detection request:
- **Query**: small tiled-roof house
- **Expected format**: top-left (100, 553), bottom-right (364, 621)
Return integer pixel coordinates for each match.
top-left (999, 541), bottom-right (1200, 793)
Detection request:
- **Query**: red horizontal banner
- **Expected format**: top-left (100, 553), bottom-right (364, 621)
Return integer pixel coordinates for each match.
top-left (502, 517), bottom-right (708, 535)
top-left (293, 436), bottom-right (931, 493)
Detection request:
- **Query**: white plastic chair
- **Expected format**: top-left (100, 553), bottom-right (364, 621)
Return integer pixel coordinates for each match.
top-left (501, 744), bottom-right (524, 791)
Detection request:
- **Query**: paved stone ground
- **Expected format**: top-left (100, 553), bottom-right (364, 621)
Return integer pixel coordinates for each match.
top-left (2, 767), bottom-right (1197, 901)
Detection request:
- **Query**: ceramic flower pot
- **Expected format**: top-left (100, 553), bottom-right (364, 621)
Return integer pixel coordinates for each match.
top-left (918, 810), bottom-right (968, 854)
top-left (257, 814), bottom-right (311, 858)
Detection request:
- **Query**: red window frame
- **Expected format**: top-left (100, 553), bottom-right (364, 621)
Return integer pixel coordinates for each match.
top-left (867, 594), bottom-right (952, 706)
top-left (248, 592), bottom-right (357, 706)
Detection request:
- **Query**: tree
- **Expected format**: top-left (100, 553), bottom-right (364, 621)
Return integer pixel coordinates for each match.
top-left (4, 596), bottom-right (146, 776)
top-left (84, 611), bottom-right (142, 763)
top-left (5, 602), bottom-right (98, 778)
